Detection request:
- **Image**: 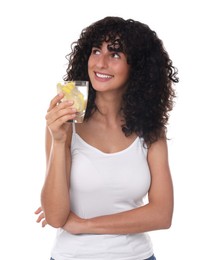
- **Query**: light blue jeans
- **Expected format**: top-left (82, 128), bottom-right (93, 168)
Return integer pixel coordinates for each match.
top-left (50, 255), bottom-right (156, 260)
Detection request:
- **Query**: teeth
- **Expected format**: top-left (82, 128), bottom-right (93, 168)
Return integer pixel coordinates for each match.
top-left (96, 73), bottom-right (112, 79)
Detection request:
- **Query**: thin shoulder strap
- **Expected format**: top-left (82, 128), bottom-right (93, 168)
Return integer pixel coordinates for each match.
top-left (71, 122), bottom-right (76, 147)
top-left (72, 121), bottom-right (76, 133)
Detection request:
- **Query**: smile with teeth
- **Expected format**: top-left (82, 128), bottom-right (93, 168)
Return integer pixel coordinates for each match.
top-left (95, 72), bottom-right (113, 79)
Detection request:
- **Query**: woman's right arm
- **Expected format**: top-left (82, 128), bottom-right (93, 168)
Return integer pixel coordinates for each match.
top-left (41, 93), bottom-right (76, 228)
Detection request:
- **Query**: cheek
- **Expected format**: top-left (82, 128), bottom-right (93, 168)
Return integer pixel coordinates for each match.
top-left (88, 56), bottom-right (94, 68)
top-left (88, 58), bottom-right (93, 78)
top-left (118, 64), bottom-right (130, 80)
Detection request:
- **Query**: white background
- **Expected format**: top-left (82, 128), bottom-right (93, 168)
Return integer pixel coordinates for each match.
top-left (0, 0), bottom-right (211, 259)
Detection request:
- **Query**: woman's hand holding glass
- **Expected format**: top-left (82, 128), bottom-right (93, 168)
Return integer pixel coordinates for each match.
top-left (46, 93), bottom-right (77, 143)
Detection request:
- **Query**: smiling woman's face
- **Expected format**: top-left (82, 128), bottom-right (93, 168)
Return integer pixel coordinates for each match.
top-left (88, 41), bottom-right (130, 93)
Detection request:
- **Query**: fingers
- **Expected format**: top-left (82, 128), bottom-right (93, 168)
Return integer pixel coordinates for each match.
top-left (42, 219), bottom-right (48, 228)
top-left (46, 101), bottom-right (76, 125)
top-left (34, 207), bottom-right (45, 223)
top-left (36, 212), bottom-right (45, 223)
top-left (46, 95), bottom-right (77, 130)
top-left (47, 93), bottom-right (64, 112)
top-left (34, 206), bottom-right (42, 214)
top-left (34, 207), bottom-right (48, 227)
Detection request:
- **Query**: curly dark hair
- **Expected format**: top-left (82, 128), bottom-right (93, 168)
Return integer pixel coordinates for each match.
top-left (64, 16), bottom-right (179, 146)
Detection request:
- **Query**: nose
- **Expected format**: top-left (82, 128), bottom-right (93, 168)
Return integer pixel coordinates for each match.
top-left (96, 54), bottom-right (108, 69)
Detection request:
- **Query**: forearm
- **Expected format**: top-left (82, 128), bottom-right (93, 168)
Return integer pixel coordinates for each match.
top-left (64, 202), bottom-right (173, 235)
top-left (85, 203), bottom-right (172, 234)
top-left (41, 141), bottom-right (70, 227)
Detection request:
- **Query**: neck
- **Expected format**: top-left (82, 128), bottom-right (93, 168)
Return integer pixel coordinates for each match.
top-left (94, 92), bottom-right (124, 125)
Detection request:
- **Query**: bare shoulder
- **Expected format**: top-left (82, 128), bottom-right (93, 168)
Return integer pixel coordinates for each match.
top-left (147, 138), bottom-right (169, 165)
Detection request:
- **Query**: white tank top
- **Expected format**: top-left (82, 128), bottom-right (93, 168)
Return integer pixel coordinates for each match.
top-left (51, 124), bottom-right (154, 260)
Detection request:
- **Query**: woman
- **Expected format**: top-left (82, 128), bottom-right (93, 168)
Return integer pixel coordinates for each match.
top-left (35, 16), bottom-right (178, 260)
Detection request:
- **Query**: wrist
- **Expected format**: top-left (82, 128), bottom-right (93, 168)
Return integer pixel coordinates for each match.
top-left (53, 139), bottom-right (67, 145)
top-left (84, 217), bottom-right (103, 234)
top-left (83, 218), bottom-right (92, 234)
top-left (49, 131), bottom-right (69, 145)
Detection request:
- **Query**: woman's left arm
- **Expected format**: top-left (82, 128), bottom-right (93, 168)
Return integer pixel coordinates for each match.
top-left (63, 138), bottom-right (174, 234)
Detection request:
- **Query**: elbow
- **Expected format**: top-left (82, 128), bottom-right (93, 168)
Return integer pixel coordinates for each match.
top-left (45, 215), bottom-right (67, 228)
top-left (42, 207), bottom-right (69, 228)
top-left (50, 223), bottom-right (64, 228)
top-left (41, 198), bottom-right (70, 228)
top-left (159, 213), bottom-right (173, 229)
top-left (161, 218), bottom-right (172, 229)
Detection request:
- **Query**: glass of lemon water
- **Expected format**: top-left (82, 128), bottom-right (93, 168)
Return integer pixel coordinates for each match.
top-left (57, 81), bottom-right (89, 123)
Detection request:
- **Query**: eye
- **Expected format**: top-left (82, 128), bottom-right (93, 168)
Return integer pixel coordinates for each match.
top-left (91, 48), bottom-right (101, 55)
top-left (111, 52), bottom-right (120, 59)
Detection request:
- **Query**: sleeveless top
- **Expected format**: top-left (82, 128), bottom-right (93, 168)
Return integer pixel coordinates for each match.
top-left (51, 124), bottom-right (154, 260)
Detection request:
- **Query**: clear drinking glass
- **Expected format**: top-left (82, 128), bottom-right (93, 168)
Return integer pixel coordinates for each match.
top-left (57, 81), bottom-right (89, 123)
